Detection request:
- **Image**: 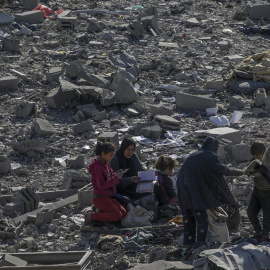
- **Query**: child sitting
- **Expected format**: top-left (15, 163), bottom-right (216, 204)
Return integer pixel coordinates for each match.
top-left (244, 140), bottom-right (270, 241)
top-left (154, 155), bottom-right (178, 206)
top-left (84, 142), bottom-right (126, 225)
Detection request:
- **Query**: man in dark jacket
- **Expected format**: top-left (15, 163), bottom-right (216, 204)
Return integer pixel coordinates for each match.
top-left (176, 137), bottom-right (244, 248)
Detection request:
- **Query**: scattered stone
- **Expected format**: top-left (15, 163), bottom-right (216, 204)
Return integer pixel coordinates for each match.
top-left (15, 101), bottom-right (35, 118)
top-left (73, 119), bottom-right (94, 134)
top-left (0, 76), bottom-right (19, 90)
top-left (33, 118), bottom-right (54, 137)
top-left (0, 156), bottom-right (11, 174)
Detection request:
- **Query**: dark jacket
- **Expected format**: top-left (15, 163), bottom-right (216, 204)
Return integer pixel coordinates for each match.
top-left (154, 172), bottom-right (177, 206)
top-left (176, 137), bottom-right (243, 210)
top-left (110, 153), bottom-right (146, 200)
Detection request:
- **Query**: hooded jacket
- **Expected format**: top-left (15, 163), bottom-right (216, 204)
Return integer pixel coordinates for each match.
top-left (89, 157), bottom-right (119, 197)
top-left (176, 137), bottom-right (243, 210)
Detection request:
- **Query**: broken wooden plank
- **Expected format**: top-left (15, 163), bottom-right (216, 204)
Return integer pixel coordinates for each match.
top-left (12, 194), bottom-right (78, 224)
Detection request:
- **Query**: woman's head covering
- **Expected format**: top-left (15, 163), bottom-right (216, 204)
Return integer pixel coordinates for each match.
top-left (116, 137), bottom-right (137, 177)
top-left (202, 137), bottom-right (219, 153)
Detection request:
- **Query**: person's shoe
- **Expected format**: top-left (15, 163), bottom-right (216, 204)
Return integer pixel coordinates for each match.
top-left (84, 213), bottom-right (92, 226)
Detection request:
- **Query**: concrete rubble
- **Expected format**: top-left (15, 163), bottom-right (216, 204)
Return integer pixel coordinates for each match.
top-left (0, 0), bottom-right (270, 269)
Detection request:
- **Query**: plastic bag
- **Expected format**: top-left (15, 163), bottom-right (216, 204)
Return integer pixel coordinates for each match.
top-left (206, 207), bottom-right (229, 244)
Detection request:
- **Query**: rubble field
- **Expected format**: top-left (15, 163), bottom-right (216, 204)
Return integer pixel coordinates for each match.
top-left (1, 0), bottom-right (270, 269)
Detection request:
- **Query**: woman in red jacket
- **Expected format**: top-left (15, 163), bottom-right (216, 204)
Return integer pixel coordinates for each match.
top-left (84, 142), bottom-right (126, 225)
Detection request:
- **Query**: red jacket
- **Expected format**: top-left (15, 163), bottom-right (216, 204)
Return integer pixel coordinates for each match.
top-left (89, 157), bottom-right (119, 198)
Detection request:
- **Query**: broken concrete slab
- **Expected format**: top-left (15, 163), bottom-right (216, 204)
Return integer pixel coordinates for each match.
top-left (149, 104), bottom-right (174, 117)
top-left (128, 21), bottom-right (145, 38)
top-left (33, 118), bottom-right (54, 137)
top-left (249, 4), bottom-right (270, 20)
top-left (2, 38), bottom-right (20, 52)
top-left (14, 11), bottom-right (44, 24)
top-left (101, 89), bottom-right (115, 106)
top-left (0, 76), bottom-right (19, 90)
top-left (176, 92), bottom-right (216, 112)
top-left (254, 88), bottom-right (266, 107)
top-left (130, 260), bottom-right (193, 270)
top-left (67, 155), bottom-right (85, 169)
top-left (141, 15), bottom-right (158, 32)
top-left (45, 87), bottom-right (76, 109)
top-left (229, 95), bottom-right (245, 110)
top-left (154, 115), bottom-right (181, 131)
top-left (15, 101), bottom-right (35, 118)
top-left (194, 127), bottom-right (242, 144)
top-left (46, 67), bottom-right (63, 83)
top-left (11, 139), bottom-right (47, 155)
top-left (1, 254), bottom-right (27, 267)
top-left (61, 171), bottom-right (91, 189)
top-left (185, 17), bottom-right (199, 27)
top-left (73, 119), bottom-right (94, 134)
top-left (77, 104), bottom-right (97, 118)
top-left (78, 183), bottom-right (93, 208)
top-left (134, 121), bottom-right (162, 140)
top-left (206, 79), bottom-right (223, 91)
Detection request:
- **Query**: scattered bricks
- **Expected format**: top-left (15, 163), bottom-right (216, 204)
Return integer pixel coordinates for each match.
top-left (0, 76), bottom-right (19, 90)
top-left (2, 38), bottom-right (20, 52)
top-left (35, 209), bottom-right (54, 227)
top-left (206, 79), bottom-right (223, 91)
top-left (45, 87), bottom-right (76, 109)
top-left (149, 104), bottom-right (174, 117)
top-left (14, 11), bottom-right (44, 24)
top-left (232, 144), bottom-right (253, 162)
top-left (141, 15), bottom-right (158, 32)
top-left (254, 88), bottom-right (266, 107)
top-left (176, 92), bottom-right (216, 112)
top-left (23, 0), bottom-right (39, 10)
top-left (185, 17), bottom-right (199, 27)
top-left (0, 156), bottom-right (11, 173)
top-left (194, 127), bottom-right (242, 144)
top-left (229, 95), bottom-right (245, 110)
top-left (249, 4), bottom-right (270, 20)
top-left (73, 119), bottom-right (94, 134)
top-left (98, 132), bottom-right (119, 150)
top-left (33, 118), bottom-right (54, 137)
top-left (78, 183), bottom-right (93, 208)
top-left (15, 101), bottom-right (35, 118)
top-left (58, 10), bottom-right (77, 30)
top-left (154, 115), bottom-right (181, 130)
top-left (67, 155), bottom-right (85, 169)
top-left (46, 67), bottom-right (63, 83)
top-left (128, 21), bottom-right (145, 38)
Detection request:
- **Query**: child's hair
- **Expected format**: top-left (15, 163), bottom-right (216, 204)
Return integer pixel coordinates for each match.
top-left (250, 140), bottom-right (266, 156)
top-left (155, 155), bottom-right (176, 171)
top-left (95, 141), bottom-right (115, 156)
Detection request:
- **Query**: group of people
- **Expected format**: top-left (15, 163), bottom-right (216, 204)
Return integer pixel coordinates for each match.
top-left (85, 135), bottom-right (270, 250)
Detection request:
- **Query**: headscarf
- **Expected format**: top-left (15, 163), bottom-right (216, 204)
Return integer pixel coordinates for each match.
top-left (202, 137), bottom-right (219, 153)
top-left (116, 137), bottom-right (137, 177)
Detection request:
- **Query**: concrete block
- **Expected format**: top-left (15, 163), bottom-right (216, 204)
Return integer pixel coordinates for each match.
top-left (73, 119), bottom-right (94, 134)
top-left (98, 132), bottom-right (119, 150)
top-left (185, 17), bottom-right (199, 27)
top-left (249, 4), bottom-right (270, 20)
top-left (254, 88), bottom-right (266, 107)
top-left (92, 110), bottom-right (107, 122)
top-left (176, 92), bottom-right (216, 112)
top-left (15, 101), bottom-right (35, 118)
top-left (149, 104), bottom-right (174, 117)
top-left (0, 76), bottom-right (19, 90)
top-left (0, 156), bottom-right (11, 173)
top-left (128, 21), bottom-right (145, 38)
top-left (2, 38), bottom-right (20, 52)
top-left (0, 12), bottom-right (13, 26)
top-left (35, 209), bottom-right (53, 227)
top-left (61, 171), bottom-right (91, 189)
top-left (78, 188), bottom-right (93, 208)
top-left (229, 95), bottom-right (245, 110)
top-left (101, 89), bottom-right (115, 106)
top-left (67, 155), bottom-right (85, 169)
top-left (45, 87), bottom-right (76, 109)
top-left (265, 95), bottom-right (270, 110)
top-left (33, 118), bottom-right (54, 137)
top-left (232, 144), bottom-right (253, 162)
top-left (206, 79), bottom-right (223, 91)
top-left (253, 107), bottom-right (268, 117)
top-left (141, 15), bottom-right (158, 31)
top-left (154, 115), bottom-right (181, 131)
top-left (23, 0), bottom-right (39, 10)
top-left (58, 16), bottom-right (77, 30)
top-left (3, 201), bottom-right (25, 218)
top-left (11, 139), bottom-right (47, 154)
top-left (46, 67), bottom-right (63, 83)
top-left (87, 21), bottom-right (103, 33)
top-left (2, 254), bottom-right (27, 266)
top-left (194, 127), bottom-right (242, 144)
top-left (77, 104), bottom-right (97, 118)
top-left (14, 11), bottom-right (44, 24)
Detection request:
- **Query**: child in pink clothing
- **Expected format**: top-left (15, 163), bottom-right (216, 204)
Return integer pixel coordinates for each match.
top-left (84, 142), bottom-right (126, 225)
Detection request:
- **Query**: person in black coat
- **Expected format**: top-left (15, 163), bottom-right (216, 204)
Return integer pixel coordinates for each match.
top-left (176, 137), bottom-right (244, 248)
